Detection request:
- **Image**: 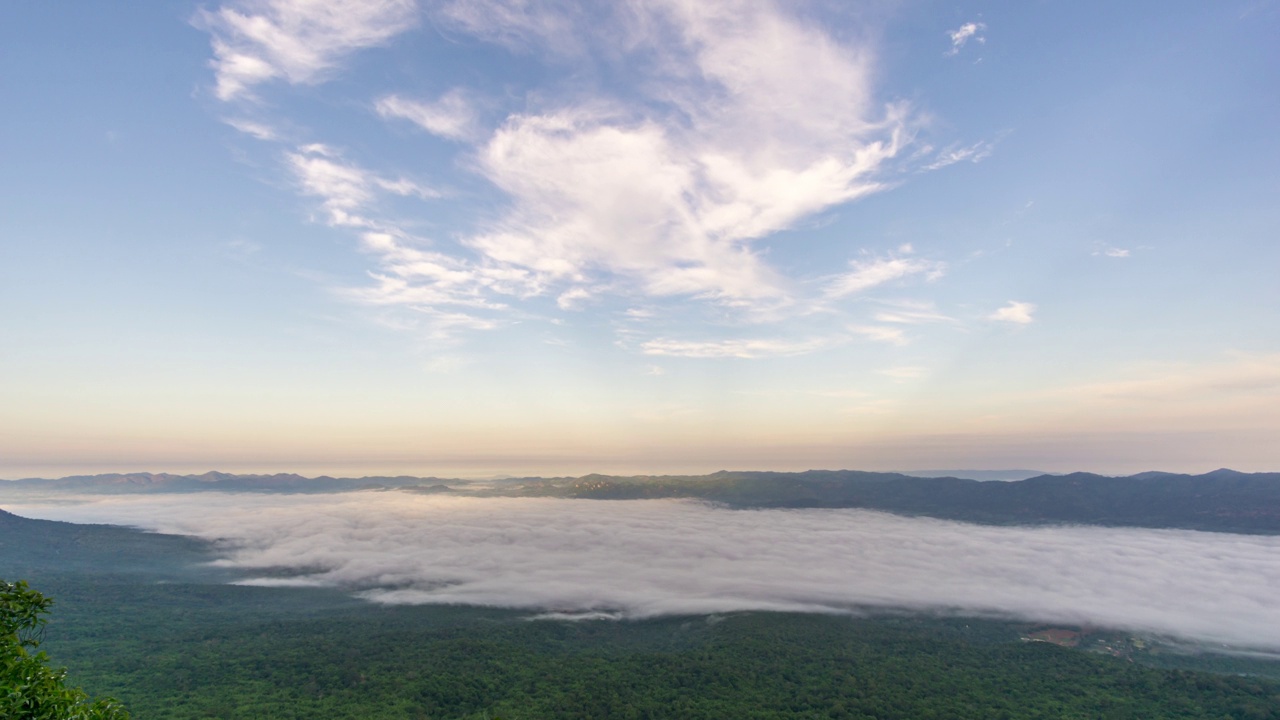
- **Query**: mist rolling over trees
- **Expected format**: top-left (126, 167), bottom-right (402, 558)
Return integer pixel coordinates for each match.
top-left (6, 471), bottom-right (1280, 718)
top-left (7, 471), bottom-right (1280, 652)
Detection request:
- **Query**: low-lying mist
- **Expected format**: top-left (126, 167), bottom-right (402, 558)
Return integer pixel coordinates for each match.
top-left (9, 491), bottom-right (1280, 650)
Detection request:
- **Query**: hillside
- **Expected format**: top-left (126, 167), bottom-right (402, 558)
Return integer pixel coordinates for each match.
top-left (0, 507), bottom-right (223, 579)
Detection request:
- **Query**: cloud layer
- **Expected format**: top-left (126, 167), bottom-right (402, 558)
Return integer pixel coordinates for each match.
top-left (10, 492), bottom-right (1280, 650)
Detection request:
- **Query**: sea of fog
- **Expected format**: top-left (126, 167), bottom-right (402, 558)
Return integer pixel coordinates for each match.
top-left (8, 491), bottom-right (1280, 650)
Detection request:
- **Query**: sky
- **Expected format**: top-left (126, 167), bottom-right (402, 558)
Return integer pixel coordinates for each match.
top-left (2, 0), bottom-right (1278, 479)
top-left (10, 491), bottom-right (1280, 650)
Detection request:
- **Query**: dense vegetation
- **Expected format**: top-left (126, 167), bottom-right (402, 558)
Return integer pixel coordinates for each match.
top-left (5, 494), bottom-right (1280, 719)
top-left (23, 578), bottom-right (1280, 720)
top-left (2, 578), bottom-right (129, 719)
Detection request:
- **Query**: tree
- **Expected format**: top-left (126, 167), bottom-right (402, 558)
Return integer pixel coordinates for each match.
top-left (2, 579), bottom-right (129, 719)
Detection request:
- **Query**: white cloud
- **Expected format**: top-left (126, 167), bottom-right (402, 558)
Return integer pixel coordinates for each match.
top-left (222, 117), bottom-right (280, 140)
top-left (555, 287), bottom-right (592, 310)
top-left (377, 89), bottom-right (479, 140)
top-left (946, 21), bottom-right (986, 56)
top-left (410, 307), bottom-right (498, 338)
top-left (827, 250), bottom-right (944, 298)
top-left (13, 492), bottom-right (1280, 651)
top-left (282, 147), bottom-right (529, 338)
top-left (288, 147), bottom-right (378, 223)
top-left (201, 0), bottom-right (936, 350)
top-left (879, 365), bottom-right (926, 381)
top-left (850, 325), bottom-right (908, 346)
top-left (416, 0), bottom-right (909, 309)
top-left (641, 336), bottom-right (837, 359)
top-left (350, 231), bottom-right (538, 310)
top-left (989, 300), bottom-right (1035, 325)
top-left (432, 0), bottom-right (586, 55)
top-left (198, 0), bottom-right (418, 100)
top-left (873, 301), bottom-right (953, 325)
top-left (922, 140), bottom-right (995, 170)
top-left (286, 145), bottom-right (439, 230)
top-left (1092, 245), bottom-right (1131, 258)
top-left (469, 109), bottom-right (798, 304)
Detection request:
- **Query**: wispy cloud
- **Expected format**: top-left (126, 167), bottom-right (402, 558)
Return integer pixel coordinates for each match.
top-left (1054, 353), bottom-right (1280, 406)
top-left (288, 146), bottom-right (379, 225)
top-left (850, 325), bottom-right (908, 346)
top-left (287, 144), bottom-right (438, 226)
top-left (222, 117), bottom-right (280, 140)
top-left (827, 247), bottom-right (944, 298)
top-left (555, 287), bottom-right (593, 310)
top-left (221, 237), bottom-right (262, 263)
top-left (432, 0), bottom-right (587, 55)
top-left (873, 300), bottom-right (953, 325)
top-left (922, 139), bottom-right (996, 171)
top-left (377, 89), bottom-right (480, 140)
top-left (989, 300), bottom-right (1035, 325)
top-left (879, 365), bottom-right (927, 381)
top-left (641, 336), bottom-right (838, 359)
top-left (1092, 245), bottom-right (1132, 258)
top-left (15, 493), bottom-right (1280, 651)
top-left (945, 21), bottom-right (986, 56)
top-left (408, 307), bottom-right (498, 338)
top-left (197, 0), bottom-right (418, 101)
top-left (373, 2), bottom-right (908, 313)
top-left (349, 232), bottom-right (538, 311)
top-left (423, 354), bottom-right (469, 373)
top-left (198, 0), bottom-right (940, 351)
top-left (282, 145), bottom-right (538, 337)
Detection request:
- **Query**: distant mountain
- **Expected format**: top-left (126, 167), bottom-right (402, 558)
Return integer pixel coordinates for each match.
top-left (0, 471), bottom-right (453, 495)
top-left (500, 468), bottom-right (1280, 535)
top-left (896, 469), bottom-right (1051, 482)
top-left (4, 468), bottom-right (1279, 534)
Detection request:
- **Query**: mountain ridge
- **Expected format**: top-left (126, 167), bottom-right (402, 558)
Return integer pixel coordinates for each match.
top-left (4, 468), bottom-right (1279, 534)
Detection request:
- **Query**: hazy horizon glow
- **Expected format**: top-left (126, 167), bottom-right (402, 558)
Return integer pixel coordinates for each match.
top-left (9, 491), bottom-right (1280, 650)
top-left (2, 1), bottom-right (1278, 474)
top-left (3, 425), bottom-right (1277, 483)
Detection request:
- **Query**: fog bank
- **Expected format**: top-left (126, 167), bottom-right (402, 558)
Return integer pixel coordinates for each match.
top-left (8, 492), bottom-right (1280, 649)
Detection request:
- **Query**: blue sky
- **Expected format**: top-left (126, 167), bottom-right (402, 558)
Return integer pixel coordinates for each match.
top-left (2, 0), bottom-right (1278, 478)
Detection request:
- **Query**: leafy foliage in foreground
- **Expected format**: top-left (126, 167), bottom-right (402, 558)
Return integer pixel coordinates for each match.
top-left (1, 579), bottom-right (128, 720)
top-left (32, 578), bottom-right (1280, 720)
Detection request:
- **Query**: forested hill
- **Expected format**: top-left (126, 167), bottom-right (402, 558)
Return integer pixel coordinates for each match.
top-left (506, 468), bottom-right (1280, 534)
top-left (0, 507), bottom-right (221, 578)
